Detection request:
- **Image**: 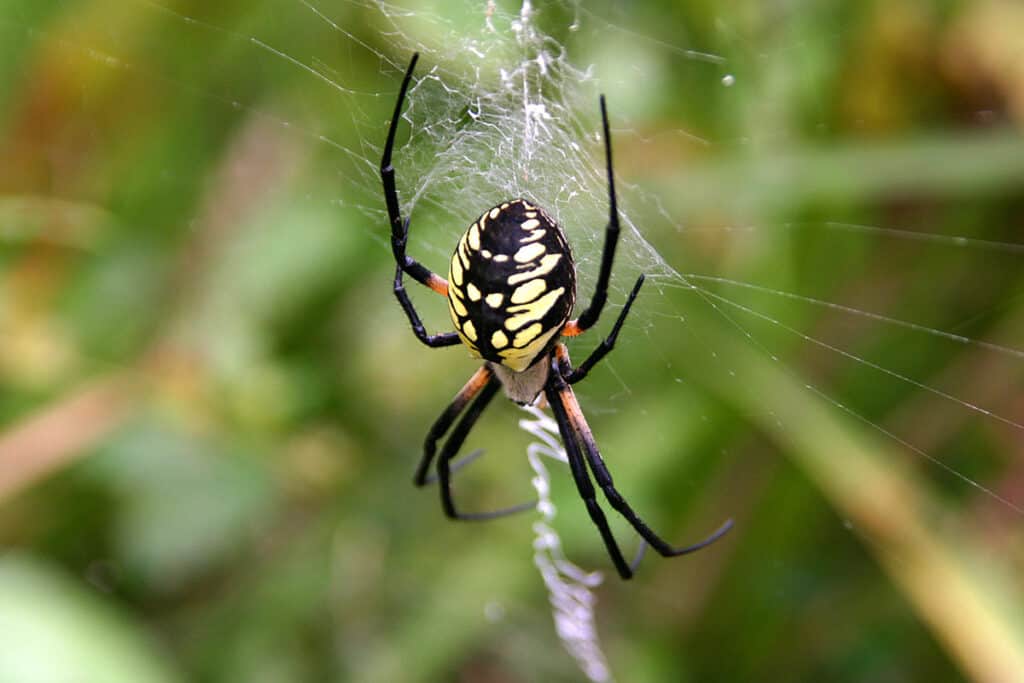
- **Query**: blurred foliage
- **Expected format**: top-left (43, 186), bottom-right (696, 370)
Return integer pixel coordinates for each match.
top-left (2, 1), bottom-right (1024, 682)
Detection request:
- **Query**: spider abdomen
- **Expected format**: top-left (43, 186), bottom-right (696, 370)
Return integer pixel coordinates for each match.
top-left (447, 199), bottom-right (576, 372)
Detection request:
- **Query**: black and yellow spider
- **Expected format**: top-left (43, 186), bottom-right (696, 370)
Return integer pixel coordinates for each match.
top-left (382, 53), bottom-right (732, 579)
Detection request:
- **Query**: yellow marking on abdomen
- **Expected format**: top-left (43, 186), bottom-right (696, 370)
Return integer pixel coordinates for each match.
top-left (485, 293), bottom-right (504, 308)
top-left (508, 254), bottom-right (561, 285)
top-left (449, 253), bottom-right (464, 285)
top-left (462, 319), bottom-right (478, 342)
top-left (499, 325), bottom-right (561, 371)
top-left (521, 230), bottom-right (546, 243)
top-left (491, 330), bottom-right (509, 348)
top-left (520, 218), bottom-right (540, 231)
top-left (504, 287), bottom-right (565, 330)
top-left (512, 322), bottom-right (543, 347)
top-left (467, 283), bottom-right (482, 301)
top-left (510, 278), bottom-right (546, 304)
top-left (449, 292), bottom-right (468, 317)
top-left (514, 242), bottom-right (546, 263)
top-left (468, 223), bottom-right (481, 250)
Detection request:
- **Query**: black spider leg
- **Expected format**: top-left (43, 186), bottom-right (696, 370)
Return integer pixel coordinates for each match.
top-left (548, 352), bottom-right (733, 578)
top-left (564, 274), bottom-right (645, 384)
top-left (544, 368), bottom-right (634, 579)
top-left (383, 55), bottom-right (459, 347)
top-left (381, 52), bottom-right (446, 292)
top-left (393, 264), bottom-right (461, 347)
top-left (577, 413), bottom-right (734, 560)
top-left (414, 366), bottom-right (493, 485)
top-left (422, 449), bottom-right (485, 485)
top-left (436, 376), bottom-right (537, 521)
top-left (571, 95), bottom-right (621, 334)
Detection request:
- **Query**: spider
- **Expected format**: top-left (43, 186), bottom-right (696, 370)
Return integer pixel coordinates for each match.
top-left (382, 53), bottom-right (732, 579)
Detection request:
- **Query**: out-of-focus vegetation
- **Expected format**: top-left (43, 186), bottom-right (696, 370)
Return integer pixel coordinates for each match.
top-left (2, 1), bottom-right (1024, 682)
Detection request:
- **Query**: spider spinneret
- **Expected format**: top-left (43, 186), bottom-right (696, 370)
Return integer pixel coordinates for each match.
top-left (380, 52), bottom-right (732, 579)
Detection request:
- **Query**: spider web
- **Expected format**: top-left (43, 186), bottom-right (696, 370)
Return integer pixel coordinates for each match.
top-left (3, 0), bottom-right (1024, 681)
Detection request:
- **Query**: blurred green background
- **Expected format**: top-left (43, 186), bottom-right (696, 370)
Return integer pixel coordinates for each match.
top-left (2, 1), bottom-right (1024, 681)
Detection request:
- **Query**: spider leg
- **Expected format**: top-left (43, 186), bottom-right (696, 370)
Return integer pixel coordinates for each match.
top-left (563, 95), bottom-right (620, 337)
top-left (422, 449), bottom-right (485, 484)
top-left (381, 52), bottom-right (448, 296)
top-left (544, 368), bottom-right (634, 579)
top-left (414, 366), bottom-right (493, 485)
top-left (564, 274), bottom-right (644, 384)
top-left (393, 264), bottom-right (461, 348)
top-left (549, 351), bottom-right (733, 570)
top-left (436, 376), bottom-right (537, 521)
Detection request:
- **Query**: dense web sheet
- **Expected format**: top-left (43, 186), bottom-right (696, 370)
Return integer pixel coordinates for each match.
top-left (5, 0), bottom-right (1024, 680)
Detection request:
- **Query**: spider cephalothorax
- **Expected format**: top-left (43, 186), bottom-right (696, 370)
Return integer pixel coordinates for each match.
top-left (381, 53), bottom-right (731, 579)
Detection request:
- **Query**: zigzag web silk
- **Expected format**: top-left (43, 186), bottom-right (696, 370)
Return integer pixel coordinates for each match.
top-left (6, 1), bottom-right (1023, 680)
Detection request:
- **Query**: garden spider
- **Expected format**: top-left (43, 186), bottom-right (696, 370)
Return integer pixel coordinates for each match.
top-left (382, 53), bottom-right (732, 579)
